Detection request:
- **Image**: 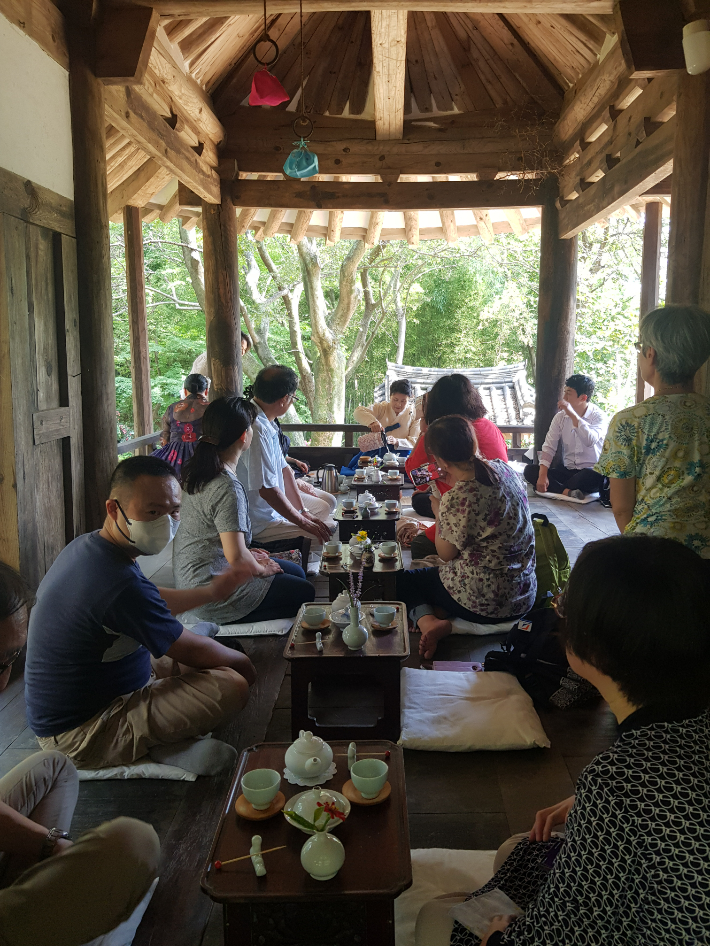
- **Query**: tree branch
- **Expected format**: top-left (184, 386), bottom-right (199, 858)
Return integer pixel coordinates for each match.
top-left (178, 223), bottom-right (205, 310)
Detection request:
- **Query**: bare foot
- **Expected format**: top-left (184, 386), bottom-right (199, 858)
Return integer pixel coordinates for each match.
top-left (418, 617), bottom-right (452, 660)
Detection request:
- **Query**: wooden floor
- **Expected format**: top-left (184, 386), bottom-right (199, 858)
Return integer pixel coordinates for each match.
top-left (0, 487), bottom-right (618, 945)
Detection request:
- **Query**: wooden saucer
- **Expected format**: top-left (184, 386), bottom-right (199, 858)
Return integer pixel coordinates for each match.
top-left (235, 791), bottom-right (286, 821)
top-left (301, 618), bottom-right (331, 630)
top-left (371, 621), bottom-right (397, 631)
top-left (342, 780), bottom-right (391, 806)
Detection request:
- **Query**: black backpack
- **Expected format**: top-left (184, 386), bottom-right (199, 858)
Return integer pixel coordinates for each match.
top-left (484, 604), bottom-right (598, 709)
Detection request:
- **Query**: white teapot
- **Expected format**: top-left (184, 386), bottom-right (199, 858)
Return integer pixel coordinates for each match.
top-left (382, 452), bottom-right (398, 465)
top-left (284, 730), bottom-right (334, 781)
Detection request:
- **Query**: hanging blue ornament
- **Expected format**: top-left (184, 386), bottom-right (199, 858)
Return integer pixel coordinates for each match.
top-left (283, 116), bottom-right (318, 179)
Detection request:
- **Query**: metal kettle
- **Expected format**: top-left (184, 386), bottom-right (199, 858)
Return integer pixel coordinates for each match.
top-left (316, 464), bottom-right (339, 495)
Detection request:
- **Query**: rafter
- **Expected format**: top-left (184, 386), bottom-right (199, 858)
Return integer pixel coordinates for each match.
top-left (124, 2), bottom-right (616, 13)
top-left (371, 10), bottom-right (407, 141)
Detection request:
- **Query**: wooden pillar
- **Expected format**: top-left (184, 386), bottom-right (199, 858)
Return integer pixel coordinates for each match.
top-left (666, 73), bottom-right (710, 304)
top-left (123, 206), bottom-right (153, 443)
top-left (636, 202), bottom-right (663, 403)
top-left (66, 11), bottom-right (116, 530)
top-left (534, 180), bottom-right (577, 453)
top-left (202, 182), bottom-right (241, 399)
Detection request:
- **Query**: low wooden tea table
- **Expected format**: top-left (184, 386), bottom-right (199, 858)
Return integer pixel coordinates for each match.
top-left (202, 740), bottom-right (412, 946)
top-left (352, 475), bottom-right (404, 502)
top-left (335, 503), bottom-right (400, 542)
top-left (320, 543), bottom-right (404, 602)
top-left (285, 601), bottom-right (409, 741)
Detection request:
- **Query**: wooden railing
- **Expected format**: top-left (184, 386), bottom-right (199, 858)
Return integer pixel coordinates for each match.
top-left (117, 432), bottom-right (162, 455)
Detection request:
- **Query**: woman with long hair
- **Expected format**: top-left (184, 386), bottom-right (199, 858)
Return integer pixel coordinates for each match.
top-left (173, 396), bottom-right (315, 624)
top-left (154, 373), bottom-right (210, 478)
top-left (397, 415), bottom-right (535, 659)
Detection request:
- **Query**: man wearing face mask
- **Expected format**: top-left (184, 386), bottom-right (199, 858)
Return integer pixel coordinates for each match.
top-left (24, 456), bottom-right (259, 776)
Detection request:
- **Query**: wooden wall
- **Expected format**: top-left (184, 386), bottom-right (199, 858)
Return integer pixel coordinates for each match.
top-left (0, 166), bottom-right (84, 588)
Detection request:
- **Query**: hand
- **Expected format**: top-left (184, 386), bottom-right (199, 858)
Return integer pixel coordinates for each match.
top-left (52, 838), bottom-right (73, 857)
top-left (293, 458), bottom-right (309, 474)
top-left (536, 475), bottom-right (549, 493)
top-left (481, 915), bottom-right (516, 945)
top-left (259, 558), bottom-right (283, 577)
top-left (299, 512), bottom-right (332, 543)
top-left (209, 560), bottom-right (259, 601)
top-left (387, 436), bottom-right (397, 445)
top-left (430, 495), bottom-right (441, 518)
top-left (529, 794), bottom-right (575, 842)
top-left (369, 421), bottom-right (385, 433)
top-left (558, 398), bottom-right (575, 417)
top-left (297, 479), bottom-right (317, 497)
top-left (250, 548), bottom-right (270, 563)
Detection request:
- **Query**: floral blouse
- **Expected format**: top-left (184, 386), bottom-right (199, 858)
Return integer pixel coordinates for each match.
top-left (595, 394), bottom-right (710, 558)
top-left (437, 460), bottom-right (536, 618)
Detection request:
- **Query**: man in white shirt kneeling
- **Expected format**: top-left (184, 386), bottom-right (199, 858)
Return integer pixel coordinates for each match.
top-left (524, 374), bottom-right (608, 499)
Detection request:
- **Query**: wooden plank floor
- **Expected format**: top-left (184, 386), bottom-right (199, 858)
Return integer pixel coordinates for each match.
top-left (0, 484), bottom-right (619, 944)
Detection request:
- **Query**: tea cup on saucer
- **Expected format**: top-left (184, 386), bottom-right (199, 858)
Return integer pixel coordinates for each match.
top-left (324, 540), bottom-right (342, 557)
top-left (373, 605), bottom-right (396, 627)
top-left (242, 768), bottom-right (281, 810)
top-left (304, 606), bottom-right (326, 627)
top-left (379, 540), bottom-right (397, 556)
top-left (384, 499), bottom-right (398, 512)
top-left (350, 759), bottom-right (388, 799)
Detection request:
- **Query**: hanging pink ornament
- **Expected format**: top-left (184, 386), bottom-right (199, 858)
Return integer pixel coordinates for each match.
top-left (249, 67), bottom-right (289, 107)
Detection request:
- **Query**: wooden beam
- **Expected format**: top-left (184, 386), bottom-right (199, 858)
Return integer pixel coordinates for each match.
top-left (614, 0), bottom-right (685, 78)
top-left (96, 5), bottom-right (159, 84)
top-left (159, 187), bottom-right (180, 222)
top-left (230, 179), bottom-right (544, 211)
top-left (555, 40), bottom-right (628, 146)
top-left (0, 0), bottom-right (69, 69)
top-left (327, 209), bottom-right (344, 244)
top-left (107, 158), bottom-right (170, 218)
top-left (104, 84), bottom-right (220, 203)
top-left (439, 209), bottom-right (458, 243)
top-left (365, 211), bottom-right (385, 247)
top-left (371, 10), bottom-right (407, 141)
top-left (262, 208), bottom-right (287, 238)
top-left (473, 209), bottom-right (495, 243)
top-left (202, 182), bottom-right (241, 399)
top-left (123, 206), bottom-right (153, 442)
top-left (637, 200), bottom-right (661, 402)
top-left (535, 181), bottom-right (577, 451)
top-left (667, 73), bottom-right (710, 304)
top-left (290, 209), bottom-right (313, 243)
top-left (0, 164), bottom-right (75, 238)
top-left (404, 210), bottom-right (420, 245)
top-left (504, 208), bottom-right (528, 234)
top-left (558, 115), bottom-right (675, 238)
top-left (133, 1), bottom-right (616, 14)
top-left (236, 207), bottom-right (259, 235)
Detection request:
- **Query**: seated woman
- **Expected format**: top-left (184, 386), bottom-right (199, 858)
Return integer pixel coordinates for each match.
top-left (347, 380), bottom-right (419, 470)
top-left (154, 373), bottom-right (209, 478)
top-left (173, 396), bottom-right (315, 625)
top-left (597, 303), bottom-right (710, 557)
top-left (404, 375), bottom-right (509, 559)
top-left (396, 415), bottom-right (535, 659)
top-left (416, 534), bottom-right (710, 946)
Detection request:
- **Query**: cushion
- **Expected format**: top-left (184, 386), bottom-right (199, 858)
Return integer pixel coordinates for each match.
top-left (533, 490), bottom-right (599, 504)
top-left (183, 618), bottom-right (294, 638)
top-left (450, 617), bottom-right (517, 637)
top-left (395, 849), bottom-right (496, 946)
top-left (399, 668), bottom-right (550, 751)
top-left (78, 762), bottom-right (197, 781)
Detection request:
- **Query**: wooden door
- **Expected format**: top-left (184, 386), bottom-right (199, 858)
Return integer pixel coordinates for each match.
top-left (0, 213), bottom-right (85, 588)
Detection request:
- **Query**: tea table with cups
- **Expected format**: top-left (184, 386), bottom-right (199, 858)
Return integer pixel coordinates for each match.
top-left (320, 539), bottom-right (404, 603)
top-left (335, 501), bottom-right (399, 542)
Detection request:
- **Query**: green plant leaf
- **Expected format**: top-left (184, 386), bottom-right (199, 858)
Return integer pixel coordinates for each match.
top-left (313, 806), bottom-right (326, 822)
top-left (284, 810), bottom-right (316, 831)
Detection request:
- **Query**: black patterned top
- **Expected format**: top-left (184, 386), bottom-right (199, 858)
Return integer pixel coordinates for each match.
top-left (452, 707), bottom-right (710, 946)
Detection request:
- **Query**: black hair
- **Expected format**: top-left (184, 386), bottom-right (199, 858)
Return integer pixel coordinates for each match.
top-left (565, 374), bottom-right (595, 399)
top-left (424, 374), bottom-right (487, 425)
top-left (184, 373), bottom-right (208, 395)
top-left (244, 365), bottom-right (299, 404)
top-left (0, 562), bottom-right (34, 622)
top-left (241, 331), bottom-right (253, 352)
top-left (181, 396), bottom-right (257, 495)
top-left (110, 456), bottom-right (177, 495)
top-left (424, 414), bottom-right (479, 464)
top-left (390, 379), bottom-right (412, 397)
top-left (560, 535), bottom-right (710, 714)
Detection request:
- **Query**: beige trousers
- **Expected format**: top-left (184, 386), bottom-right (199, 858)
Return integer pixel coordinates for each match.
top-left (253, 516), bottom-right (336, 550)
top-left (38, 657), bottom-right (248, 769)
top-left (0, 751), bottom-right (159, 946)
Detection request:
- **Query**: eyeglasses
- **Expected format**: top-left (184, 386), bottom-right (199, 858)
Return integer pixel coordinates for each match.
top-left (0, 649), bottom-right (22, 675)
top-left (633, 341), bottom-right (646, 354)
top-left (289, 393), bottom-right (301, 405)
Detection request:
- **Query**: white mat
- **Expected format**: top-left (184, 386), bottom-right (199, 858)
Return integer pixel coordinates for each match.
top-left (395, 849), bottom-right (495, 946)
top-left (215, 618), bottom-right (294, 637)
top-left (533, 490), bottom-right (599, 504)
top-left (451, 617), bottom-right (517, 636)
top-left (78, 761), bottom-right (197, 781)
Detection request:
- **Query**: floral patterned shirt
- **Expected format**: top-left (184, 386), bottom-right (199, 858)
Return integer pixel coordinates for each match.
top-left (595, 394), bottom-right (710, 558)
top-left (437, 460), bottom-right (537, 618)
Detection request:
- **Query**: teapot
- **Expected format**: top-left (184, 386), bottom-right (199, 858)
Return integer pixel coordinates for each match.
top-left (315, 464), bottom-right (339, 495)
top-left (382, 451), bottom-right (399, 466)
top-left (284, 730), bottom-right (334, 781)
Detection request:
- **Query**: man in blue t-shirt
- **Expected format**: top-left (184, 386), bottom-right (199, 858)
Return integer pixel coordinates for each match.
top-left (25, 456), bottom-right (259, 775)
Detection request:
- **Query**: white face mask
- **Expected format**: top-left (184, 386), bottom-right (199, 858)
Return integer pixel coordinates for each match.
top-left (115, 502), bottom-right (180, 555)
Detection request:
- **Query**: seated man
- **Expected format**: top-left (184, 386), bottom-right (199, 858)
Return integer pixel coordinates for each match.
top-left (0, 561), bottom-right (160, 946)
top-left (524, 374), bottom-right (608, 498)
top-left (25, 456), bottom-right (258, 775)
top-left (239, 366), bottom-right (333, 547)
top-left (353, 379), bottom-right (419, 453)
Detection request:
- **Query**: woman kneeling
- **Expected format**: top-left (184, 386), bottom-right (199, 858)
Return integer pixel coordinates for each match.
top-left (173, 396), bottom-right (315, 625)
top-left (396, 415), bottom-right (536, 659)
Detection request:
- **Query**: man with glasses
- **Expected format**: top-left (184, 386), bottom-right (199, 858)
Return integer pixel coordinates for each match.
top-left (240, 365), bottom-right (334, 547)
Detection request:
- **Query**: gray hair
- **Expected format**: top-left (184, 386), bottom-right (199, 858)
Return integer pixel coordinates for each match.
top-left (640, 305), bottom-right (710, 385)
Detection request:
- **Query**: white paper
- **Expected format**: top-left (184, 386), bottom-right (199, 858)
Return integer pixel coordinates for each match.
top-left (448, 888), bottom-right (523, 938)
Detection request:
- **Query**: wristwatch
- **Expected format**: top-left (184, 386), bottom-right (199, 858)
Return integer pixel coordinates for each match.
top-left (39, 827), bottom-right (70, 860)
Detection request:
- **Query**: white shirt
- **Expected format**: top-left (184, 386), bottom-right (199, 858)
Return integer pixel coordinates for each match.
top-left (352, 401), bottom-right (420, 449)
top-left (236, 402), bottom-right (288, 535)
top-left (540, 403), bottom-right (608, 470)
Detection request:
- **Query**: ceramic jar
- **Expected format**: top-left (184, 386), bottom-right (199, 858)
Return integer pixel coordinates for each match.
top-left (300, 830), bottom-right (345, 881)
top-left (342, 610), bottom-right (368, 650)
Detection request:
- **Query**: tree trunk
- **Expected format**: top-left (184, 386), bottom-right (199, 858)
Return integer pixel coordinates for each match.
top-left (394, 269), bottom-right (406, 364)
top-left (179, 223), bottom-right (206, 310)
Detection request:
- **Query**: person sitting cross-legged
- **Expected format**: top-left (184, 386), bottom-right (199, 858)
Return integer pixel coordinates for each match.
top-left (523, 374), bottom-right (608, 499)
top-left (25, 456), bottom-right (259, 776)
top-left (0, 561), bottom-right (160, 946)
top-left (415, 535), bottom-right (710, 946)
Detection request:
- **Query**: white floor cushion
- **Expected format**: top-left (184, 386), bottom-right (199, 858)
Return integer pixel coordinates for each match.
top-left (185, 618), bottom-right (294, 637)
top-left (533, 490), bottom-right (599, 504)
top-left (450, 618), bottom-right (516, 636)
top-left (78, 762), bottom-right (197, 781)
top-left (395, 849), bottom-right (495, 946)
top-left (80, 877), bottom-right (159, 946)
top-left (399, 668), bottom-right (550, 751)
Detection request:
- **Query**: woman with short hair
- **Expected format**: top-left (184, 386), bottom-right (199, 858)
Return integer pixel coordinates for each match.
top-left (416, 534), bottom-right (710, 945)
top-left (173, 396), bottom-right (315, 624)
top-left (596, 304), bottom-right (710, 556)
top-left (154, 373), bottom-right (209, 478)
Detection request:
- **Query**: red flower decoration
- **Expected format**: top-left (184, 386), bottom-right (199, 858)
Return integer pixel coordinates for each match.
top-left (316, 801), bottom-right (346, 822)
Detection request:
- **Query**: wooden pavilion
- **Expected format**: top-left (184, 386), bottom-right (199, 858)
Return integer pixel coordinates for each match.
top-left (0, 0), bottom-right (707, 581)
